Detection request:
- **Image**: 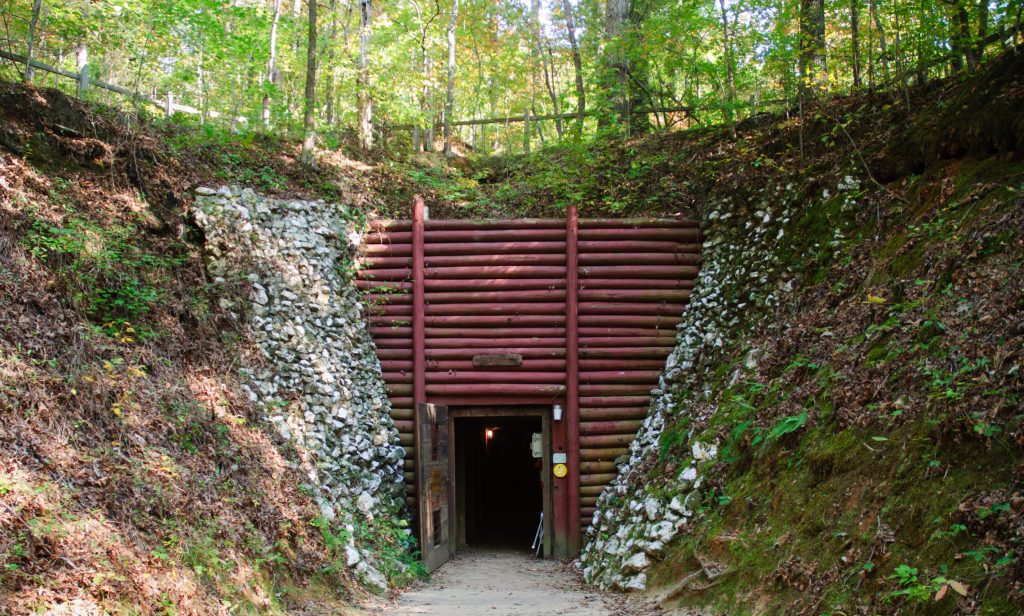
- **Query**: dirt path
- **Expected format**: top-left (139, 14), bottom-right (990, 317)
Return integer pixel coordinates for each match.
top-left (364, 548), bottom-right (661, 616)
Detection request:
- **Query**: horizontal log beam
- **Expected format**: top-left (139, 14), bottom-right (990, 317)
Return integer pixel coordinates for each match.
top-left (424, 276), bottom-right (566, 290)
top-left (579, 336), bottom-right (677, 348)
top-left (425, 337), bottom-right (567, 348)
top-left (425, 383), bottom-right (567, 396)
top-left (578, 302), bottom-right (686, 316)
top-left (427, 359), bottom-right (566, 371)
top-left (425, 302), bottom-right (566, 316)
top-left (580, 407), bottom-right (649, 420)
top-left (580, 265), bottom-right (701, 278)
top-left (580, 420), bottom-right (644, 434)
top-left (424, 254), bottom-right (565, 267)
top-left (579, 252), bottom-right (703, 266)
top-left (578, 289), bottom-right (692, 302)
top-left (581, 448), bottom-right (629, 461)
top-left (424, 229), bottom-right (566, 242)
top-left (577, 240), bottom-right (700, 253)
top-left (578, 227), bottom-right (700, 242)
top-left (579, 358), bottom-right (666, 370)
top-left (426, 371), bottom-right (566, 384)
top-left (425, 289), bottom-right (566, 303)
top-left (424, 241), bottom-right (566, 256)
top-left (425, 326), bottom-right (566, 338)
top-left (580, 434), bottom-right (638, 448)
top-left (425, 315), bottom-right (565, 327)
top-left (579, 218), bottom-right (699, 229)
top-left (580, 473), bottom-right (618, 486)
top-left (577, 314), bottom-right (682, 328)
top-left (426, 265), bottom-right (567, 279)
top-left (580, 384), bottom-right (655, 396)
top-left (579, 370), bottom-right (662, 383)
top-left (579, 278), bottom-right (695, 290)
top-left (580, 396), bottom-right (650, 407)
top-left (578, 347), bottom-right (675, 359)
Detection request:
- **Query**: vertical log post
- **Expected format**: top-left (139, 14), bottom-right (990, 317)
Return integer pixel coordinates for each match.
top-left (566, 204), bottom-right (581, 554)
top-left (409, 195), bottom-right (425, 528)
top-left (165, 91), bottom-right (174, 117)
top-left (77, 64), bottom-right (90, 99)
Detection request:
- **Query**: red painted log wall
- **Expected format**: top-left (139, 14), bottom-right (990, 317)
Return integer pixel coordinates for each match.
top-left (356, 207), bottom-right (701, 551)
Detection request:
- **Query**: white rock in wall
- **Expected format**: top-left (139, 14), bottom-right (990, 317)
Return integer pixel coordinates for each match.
top-left (193, 186), bottom-right (405, 590)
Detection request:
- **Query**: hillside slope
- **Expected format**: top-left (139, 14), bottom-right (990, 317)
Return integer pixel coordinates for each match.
top-left (561, 51), bottom-right (1024, 614)
top-left (0, 84), bottom-right (424, 614)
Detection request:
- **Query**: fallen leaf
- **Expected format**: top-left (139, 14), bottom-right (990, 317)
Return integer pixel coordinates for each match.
top-left (935, 584), bottom-right (948, 601)
top-left (948, 579), bottom-right (969, 596)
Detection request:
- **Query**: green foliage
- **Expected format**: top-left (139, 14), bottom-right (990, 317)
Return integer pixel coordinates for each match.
top-left (25, 215), bottom-right (187, 329)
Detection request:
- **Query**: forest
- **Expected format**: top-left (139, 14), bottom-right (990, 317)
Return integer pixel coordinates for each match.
top-left (2, 1), bottom-right (1024, 615)
top-left (2, 0), bottom-right (1020, 156)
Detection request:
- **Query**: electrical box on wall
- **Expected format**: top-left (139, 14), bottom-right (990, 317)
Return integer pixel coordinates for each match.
top-left (531, 433), bottom-right (542, 458)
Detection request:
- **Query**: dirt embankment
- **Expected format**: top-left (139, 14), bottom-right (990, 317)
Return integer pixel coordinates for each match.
top-left (0, 82), bottom-right (423, 614)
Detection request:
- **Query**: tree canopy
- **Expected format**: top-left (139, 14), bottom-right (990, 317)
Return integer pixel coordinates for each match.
top-left (3, 0), bottom-right (1021, 153)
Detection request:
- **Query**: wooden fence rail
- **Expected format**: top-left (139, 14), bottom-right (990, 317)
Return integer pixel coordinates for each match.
top-left (0, 48), bottom-right (248, 124)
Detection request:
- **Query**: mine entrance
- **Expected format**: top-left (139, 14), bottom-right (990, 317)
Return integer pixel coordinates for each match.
top-left (452, 408), bottom-right (552, 557)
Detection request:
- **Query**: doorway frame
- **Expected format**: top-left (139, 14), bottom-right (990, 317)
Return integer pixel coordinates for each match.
top-left (448, 405), bottom-right (553, 558)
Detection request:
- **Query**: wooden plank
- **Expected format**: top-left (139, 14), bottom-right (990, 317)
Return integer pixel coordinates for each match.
top-left (472, 353), bottom-right (524, 367)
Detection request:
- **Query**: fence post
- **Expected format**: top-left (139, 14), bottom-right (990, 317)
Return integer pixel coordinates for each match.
top-left (76, 64), bottom-right (90, 99)
top-left (165, 91), bottom-right (174, 117)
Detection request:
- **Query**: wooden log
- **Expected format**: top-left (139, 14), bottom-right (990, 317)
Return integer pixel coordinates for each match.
top-left (355, 267), bottom-right (413, 280)
top-left (579, 370), bottom-right (662, 383)
top-left (425, 219), bottom-right (566, 231)
top-left (390, 407), bottom-right (414, 420)
top-left (426, 347), bottom-right (566, 360)
top-left (425, 383), bottom-right (567, 396)
top-left (364, 231), bottom-right (413, 243)
top-left (577, 240), bottom-right (699, 253)
top-left (424, 254), bottom-right (565, 267)
top-left (581, 448), bottom-right (629, 461)
top-left (578, 289), bottom-right (692, 302)
top-left (424, 228), bottom-right (566, 242)
top-left (579, 358), bottom-right (665, 370)
top-left (426, 327), bottom-right (565, 338)
top-left (580, 396), bottom-right (650, 407)
top-left (580, 485), bottom-right (607, 497)
top-left (383, 371), bottom-right (413, 383)
top-left (578, 252), bottom-right (703, 266)
top-left (376, 348), bottom-right (412, 359)
top-left (580, 473), bottom-right (618, 486)
top-left (579, 278), bottom-right (696, 290)
top-left (578, 347), bottom-right (674, 359)
top-left (425, 315), bottom-right (565, 327)
top-left (426, 337), bottom-right (566, 348)
top-left (424, 276), bottom-right (566, 290)
top-left (424, 241), bottom-right (566, 256)
top-left (388, 383), bottom-right (414, 395)
top-left (426, 371), bottom-right (565, 384)
top-left (579, 336), bottom-right (677, 348)
top-left (580, 384), bottom-right (654, 396)
top-left (371, 326), bottom-right (413, 338)
top-left (425, 265), bottom-right (567, 279)
top-left (581, 434), bottom-right (637, 448)
top-left (428, 359), bottom-right (566, 371)
top-left (578, 218), bottom-right (699, 229)
top-left (580, 407), bottom-right (649, 420)
top-left (578, 314), bottom-right (682, 328)
top-left (425, 289), bottom-right (566, 303)
top-left (578, 302), bottom-right (686, 316)
top-left (579, 265), bottom-right (700, 278)
top-left (356, 279), bottom-right (412, 291)
top-left (580, 420), bottom-right (644, 434)
top-left (425, 302), bottom-right (566, 316)
top-left (357, 256), bottom-right (412, 268)
top-left (578, 227), bottom-right (700, 242)
top-left (361, 244), bottom-right (413, 256)
top-left (579, 461), bottom-right (618, 473)
top-left (578, 327), bottom-right (675, 338)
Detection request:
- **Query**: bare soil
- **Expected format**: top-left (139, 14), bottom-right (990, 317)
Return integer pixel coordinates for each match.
top-left (361, 548), bottom-right (663, 616)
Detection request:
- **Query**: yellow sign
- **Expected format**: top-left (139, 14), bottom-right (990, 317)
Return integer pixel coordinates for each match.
top-left (553, 463), bottom-right (568, 478)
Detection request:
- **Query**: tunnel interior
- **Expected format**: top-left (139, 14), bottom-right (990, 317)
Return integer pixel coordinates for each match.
top-left (455, 415), bottom-right (544, 550)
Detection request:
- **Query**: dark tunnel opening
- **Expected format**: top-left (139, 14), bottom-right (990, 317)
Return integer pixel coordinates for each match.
top-left (456, 415), bottom-right (544, 550)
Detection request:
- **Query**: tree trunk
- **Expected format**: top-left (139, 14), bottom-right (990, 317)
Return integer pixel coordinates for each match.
top-left (718, 0), bottom-right (736, 122)
top-left (560, 0), bottom-right (585, 135)
top-left (324, 0), bottom-right (338, 125)
top-left (602, 0), bottom-right (629, 126)
top-left (443, 0), bottom-right (459, 157)
top-left (542, 47), bottom-right (563, 138)
top-left (851, 0), bottom-right (861, 87)
top-left (799, 0), bottom-right (827, 98)
top-left (263, 0), bottom-right (282, 128)
top-left (302, 0), bottom-right (318, 162)
top-left (357, 0), bottom-right (373, 151)
top-left (24, 0), bottom-right (43, 83)
top-left (975, 0), bottom-right (988, 64)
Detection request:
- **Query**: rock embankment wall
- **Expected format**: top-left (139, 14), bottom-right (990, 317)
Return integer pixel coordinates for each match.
top-left (578, 181), bottom-right (822, 591)
top-left (193, 186), bottom-right (404, 589)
